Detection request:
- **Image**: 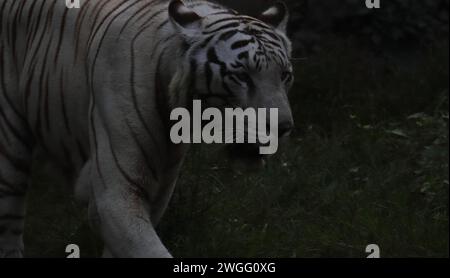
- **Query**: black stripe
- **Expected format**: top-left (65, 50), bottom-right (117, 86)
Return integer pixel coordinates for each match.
top-left (118, 0), bottom-right (157, 37)
top-left (207, 47), bottom-right (232, 80)
top-left (43, 72), bottom-right (51, 133)
top-left (135, 7), bottom-right (166, 30)
top-left (205, 48), bottom-right (237, 97)
top-left (59, 69), bottom-right (71, 135)
top-left (11, 0), bottom-right (27, 65)
top-left (88, 0), bottom-right (142, 91)
top-left (0, 105), bottom-right (30, 151)
top-left (103, 118), bottom-right (148, 200)
top-left (0, 0), bottom-right (7, 16)
top-left (125, 120), bottom-right (159, 182)
top-left (25, 0), bottom-right (39, 33)
top-left (218, 30), bottom-right (239, 41)
top-left (26, 0), bottom-right (58, 72)
top-left (204, 17), bottom-right (237, 29)
top-left (74, 0), bottom-right (99, 61)
top-left (156, 19), bottom-right (169, 31)
top-left (88, 0), bottom-right (108, 26)
top-left (205, 62), bottom-right (214, 95)
top-left (228, 75), bottom-right (242, 86)
top-left (203, 22), bottom-right (240, 35)
top-left (5, 0), bottom-right (19, 48)
top-left (0, 116), bottom-right (12, 145)
top-left (237, 51), bottom-right (249, 60)
top-left (76, 139), bottom-right (88, 163)
top-left (154, 48), bottom-right (171, 135)
top-left (16, 0), bottom-right (29, 26)
top-left (9, 0), bottom-right (22, 67)
top-left (82, 2), bottom-right (104, 189)
top-left (23, 60), bottom-right (37, 114)
top-left (149, 34), bottom-right (176, 62)
top-left (90, 107), bottom-right (107, 189)
top-left (257, 36), bottom-right (283, 49)
top-left (25, 0), bottom-right (47, 51)
top-left (189, 59), bottom-right (197, 98)
top-left (0, 43), bottom-right (28, 125)
top-left (248, 21), bottom-right (272, 31)
top-left (129, 27), bottom-right (164, 160)
top-left (53, 6), bottom-right (69, 67)
top-left (191, 35), bottom-right (214, 57)
top-left (208, 11), bottom-right (236, 16)
top-left (35, 28), bottom-right (55, 141)
top-left (207, 47), bottom-right (223, 66)
top-left (231, 38), bottom-right (255, 50)
top-left (235, 72), bottom-right (255, 91)
top-left (86, 0), bottom-right (140, 55)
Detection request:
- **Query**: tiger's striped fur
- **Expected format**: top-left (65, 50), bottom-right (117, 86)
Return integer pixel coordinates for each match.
top-left (0, 0), bottom-right (294, 257)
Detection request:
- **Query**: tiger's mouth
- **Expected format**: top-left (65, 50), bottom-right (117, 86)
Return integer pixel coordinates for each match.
top-left (226, 143), bottom-right (268, 169)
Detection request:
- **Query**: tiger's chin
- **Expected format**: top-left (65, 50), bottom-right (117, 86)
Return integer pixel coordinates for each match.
top-left (226, 144), bottom-right (268, 171)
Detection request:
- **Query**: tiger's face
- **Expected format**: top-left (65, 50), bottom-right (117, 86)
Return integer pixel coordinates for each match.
top-left (169, 0), bottom-right (294, 162)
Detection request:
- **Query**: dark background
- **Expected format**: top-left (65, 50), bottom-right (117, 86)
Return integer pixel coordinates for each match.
top-left (24, 0), bottom-right (449, 257)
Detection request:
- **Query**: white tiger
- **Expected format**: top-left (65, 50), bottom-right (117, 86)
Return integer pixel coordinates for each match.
top-left (0, 0), bottom-right (294, 257)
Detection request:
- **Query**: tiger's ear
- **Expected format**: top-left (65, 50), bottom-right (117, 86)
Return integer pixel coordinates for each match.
top-left (169, 0), bottom-right (203, 36)
top-left (258, 2), bottom-right (289, 33)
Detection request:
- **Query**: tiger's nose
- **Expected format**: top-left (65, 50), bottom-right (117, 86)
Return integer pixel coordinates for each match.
top-left (278, 121), bottom-right (294, 138)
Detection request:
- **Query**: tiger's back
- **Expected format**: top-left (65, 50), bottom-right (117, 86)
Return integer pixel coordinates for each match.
top-left (1, 0), bottom-right (177, 174)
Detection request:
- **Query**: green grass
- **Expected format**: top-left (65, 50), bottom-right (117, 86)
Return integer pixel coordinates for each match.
top-left (23, 38), bottom-right (448, 258)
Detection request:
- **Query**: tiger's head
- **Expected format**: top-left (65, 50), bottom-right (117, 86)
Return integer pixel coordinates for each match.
top-left (169, 0), bottom-right (294, 164)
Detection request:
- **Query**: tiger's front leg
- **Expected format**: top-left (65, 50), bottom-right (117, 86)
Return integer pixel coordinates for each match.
top-left (86, 174), bottom-right (172, 258)
top-left (79, 33), bottom-right (188, 257)
top-left (80, 104), bottom-right (179, 258)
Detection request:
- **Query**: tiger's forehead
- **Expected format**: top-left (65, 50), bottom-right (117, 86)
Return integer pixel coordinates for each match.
top-left (185, 2), bottom-right (292, 71)
top-left (202, 22), bottom-right (291, 71)
top-left (202, 14), bottom-right (275, 36)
